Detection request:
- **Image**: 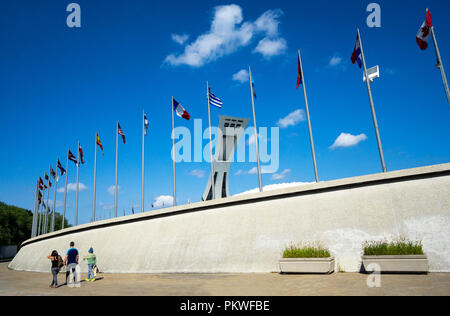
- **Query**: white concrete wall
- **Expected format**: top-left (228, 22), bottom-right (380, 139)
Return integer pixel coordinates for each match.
top-left (9, 163), bottom-right (450, 273)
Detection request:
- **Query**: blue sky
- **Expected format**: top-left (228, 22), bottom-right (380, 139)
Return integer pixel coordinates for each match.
top-left (1, 0), bottom-right (449, 225)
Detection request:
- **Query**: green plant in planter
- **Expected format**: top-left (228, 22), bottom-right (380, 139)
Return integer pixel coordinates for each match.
top-left (363, 238), bottom-right (424, 256)
top-left (282, 242), bottom-right (331, 258)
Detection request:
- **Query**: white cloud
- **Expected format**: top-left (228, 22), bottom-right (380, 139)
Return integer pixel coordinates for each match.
top-left (247, 133), bottom-right (268, 145)
top-left (271, 169), bottom-right (291, 180)
top-left (248, 166), bottom-right (275, 175)
top-left (107, 185), bottom-right (121, 196)
top-left (253, 37), bottom-right (287, 59)
top-left (235, 182), bottom-right (311, 196)
top-left (48, 199), bottom-right (64, 208)
top-left (330, 133), bottom-right (368, 149)
top-left (232, 69), bottom-right (249, 83)
top-left (164, 5), bottom-right (285, 67)
top-left (98, 202), bottom-right (114, 211)
top-left (277, 109), bottom-right (305, 128)
top-left (234, 169), bottom-right (243, 176)
top-left (254, 9), bottom-right (283, 37)
top-left (189, 169), bottom-right (206, 178)
top-left (57, 183), bottom-right (87, 193)
top-left (171, 33), bottom-right (190, 45)
top-left (329, 55), bottom-right (342, 67)
top-left (153, 195), bottom-right (174, 208)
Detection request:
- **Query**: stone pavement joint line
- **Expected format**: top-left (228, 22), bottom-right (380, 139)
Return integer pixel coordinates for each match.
top-left (1, 263), bottom-right (449, 296)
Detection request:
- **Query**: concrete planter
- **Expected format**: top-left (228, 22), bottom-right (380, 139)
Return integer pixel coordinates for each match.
top-left (279, 257), bottom-right (335, 274)
top-left (362, 255), bottom-right (429, 274)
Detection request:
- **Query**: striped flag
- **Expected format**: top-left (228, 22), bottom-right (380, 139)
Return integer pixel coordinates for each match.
top-left (57, 159), bottom-right (66, 176)
top-left (50, 166), bottom-right (57, 180)
top-left (78, 143), bottom-right (85, 164)
top-left (68, 150), bottom-right (78, 165)
top-left (173, 99), bottom-right (191, 120)
top-left (208, 88), bottom-right (223, 108)
top-left (96, 134), bottom-right (104, 153)
top-left (351, 33), bottom-right (362, 68)
top-left (118, 123), bottom-right (126, 144)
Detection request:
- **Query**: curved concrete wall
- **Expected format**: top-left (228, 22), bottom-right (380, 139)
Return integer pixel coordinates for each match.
top-left (9, 163), bottom-right (450, 273)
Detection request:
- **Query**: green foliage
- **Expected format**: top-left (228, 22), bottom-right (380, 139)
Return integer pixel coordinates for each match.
top-left (0, 201), bottom-right (71, 246)
top-left (363, 238), bottom-right (424, 256)
top-left (0, 202), bottom-right (33, 246)
top-left (282, 242), bottom-right (331, 258)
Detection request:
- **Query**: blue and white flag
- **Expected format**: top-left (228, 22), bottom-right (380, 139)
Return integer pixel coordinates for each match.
top-left (208, 89), bottom-right (223, 108)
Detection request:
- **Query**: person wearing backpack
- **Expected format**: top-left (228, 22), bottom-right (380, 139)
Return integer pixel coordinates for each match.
top-left (47, 250), bottom-right (63, 288)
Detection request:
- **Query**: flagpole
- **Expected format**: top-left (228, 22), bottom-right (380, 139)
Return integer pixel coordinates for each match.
top-left (430, 25), bottom-right (450, 107)
top-left (357, 28), bottom-right (387, 173)
top-left (45, 166), bottom-right (51, 234)
top-left (115, 122), bottom-right (119, 217)
top-left (32, 180), bottom-right (39, 237)
top-left (206, 81), bottom-right (216, 200)
top-left (141, 110), bottom-right (145, 212)
top-left (298, 50), bottom-right (320, 183)
top-left (37, 202), bottom-right (42, 236)
top-left (62, 151), bottom-right (69, 230)
top-left (92, 133), bottom-right (98, 222)
top-left (248, 66), bottom-right (263, 192)
top-left (75, 142), bottom-right (80, 226)
top-left (172, 97), bottom-right (177, 207)
top-left (51, 162), bottom-right (58, 232)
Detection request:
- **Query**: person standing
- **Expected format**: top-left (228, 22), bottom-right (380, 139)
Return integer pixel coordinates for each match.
top-left (47, 250), bottom-right (63, 288)
top-left (64, 241), bottom-right (79, 287)
top-left (83, 247), bottom-right (97, 282)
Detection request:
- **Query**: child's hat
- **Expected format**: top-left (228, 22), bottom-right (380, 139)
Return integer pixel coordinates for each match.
top-left (89, 247), bottom-right (94, 253)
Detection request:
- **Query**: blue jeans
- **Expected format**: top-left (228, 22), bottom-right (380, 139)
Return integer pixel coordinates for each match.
top-left (51, 267), bottom-right (59, 286)
top-left (87, 264), bottom-right (94, 279)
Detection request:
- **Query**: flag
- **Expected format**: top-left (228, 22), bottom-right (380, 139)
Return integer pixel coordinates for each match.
top-left (68, 150), bottom-right (78, 165)
top-left (57, 159), bottom-right (66, 176)
top-left (297, 54), bottom-right (303, 89)
top-left (118, 123), bottom-right (126, 144)
top-left (39, 177), bottom-right (44, 190)
top-left (351, 33), bottom-right (362, 68)
top-left (49, 181), bottom-right (52, 188)
top-left (96, 134), bottom-right (104, 154)
top-left (416, 9), bottom-right (433, 50)
top-left (38, 190), bottom-right (43, 204)
top-left (208, 88), bottom-right (223, 108)
top-left (251, 78), bottom-right (257, 99)
top-left (173, 99), bottom-right (191, 120)
top-left (144, 114), bottom-right (149, 136)
top-left (44, 172), bottom-right (49, 181)
top-left (78, 143), bottom-right (85, 164)
top-left (50, 166), bottom-right (57, 180)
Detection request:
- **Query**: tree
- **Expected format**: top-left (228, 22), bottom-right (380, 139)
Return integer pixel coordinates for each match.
top-left (0, 202), bottom-right (71, 247)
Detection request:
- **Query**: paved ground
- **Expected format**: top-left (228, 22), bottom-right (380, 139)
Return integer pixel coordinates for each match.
top-left (1, 263), bottom-right (449, 296)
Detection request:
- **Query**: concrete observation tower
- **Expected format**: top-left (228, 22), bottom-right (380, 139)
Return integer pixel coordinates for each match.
top-left (202, 116), bottom-right (249, 201)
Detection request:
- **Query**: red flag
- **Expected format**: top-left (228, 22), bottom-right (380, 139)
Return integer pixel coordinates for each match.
top-left (78, 144), bottom-right (85, 164)
top-left (296, 54), bottom-right (302, 89)
top-left (416, 9), bottom-right (433, 50)
top-left (118, 123), bottom-right (126, 144)
top-left (96, 134), bottom-right (104, 153)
